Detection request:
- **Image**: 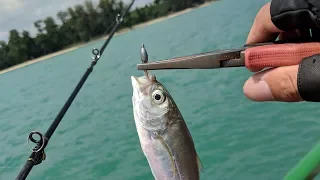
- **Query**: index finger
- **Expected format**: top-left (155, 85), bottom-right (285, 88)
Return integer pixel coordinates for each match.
top-left (246, 2), bottom-right (283, 44)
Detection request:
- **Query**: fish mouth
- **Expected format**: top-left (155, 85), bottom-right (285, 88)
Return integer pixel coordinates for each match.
top-left (131, 76), bottom-right (141, 90)
top-left (131, 75), bottom-right (152, 89)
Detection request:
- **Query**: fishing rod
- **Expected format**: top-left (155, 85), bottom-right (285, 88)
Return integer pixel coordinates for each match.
top-left (15, 1), bottom-right (135, 179)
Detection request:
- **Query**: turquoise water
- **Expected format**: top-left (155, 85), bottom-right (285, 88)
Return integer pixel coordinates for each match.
top-left (1, 0), bottom-right (320, 179)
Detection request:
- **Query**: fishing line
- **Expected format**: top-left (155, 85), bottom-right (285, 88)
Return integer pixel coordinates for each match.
top-left (0, 48), bottom-right (140, 171)
top-left (0, 111), bottom-right (56, 171)
top-left (0, 0), bottom-right (140, 176)
top-left (58, 48), bottom-right (140, 139)
top-left (1, 13), bottom-right (140, 180)
top-left (0, 4), bottom-right (123, 173)
top-left (1, 31), bottom-right (137, 173)
top-left (0, 144), bottom-right (27, 170)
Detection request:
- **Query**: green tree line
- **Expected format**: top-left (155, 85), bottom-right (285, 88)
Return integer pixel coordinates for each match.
top-left (0, 0), bottom-right (213, 70)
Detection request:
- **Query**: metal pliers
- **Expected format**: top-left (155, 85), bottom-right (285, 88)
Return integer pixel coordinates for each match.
top-left (137, 41), bottom-right (320, 70)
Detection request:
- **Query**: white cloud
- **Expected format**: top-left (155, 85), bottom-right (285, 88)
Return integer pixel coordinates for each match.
top-left (0, 0), bottom-right (24, 13)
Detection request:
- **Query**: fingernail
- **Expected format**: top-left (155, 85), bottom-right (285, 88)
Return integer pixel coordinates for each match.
top-left (243, 78), bottom-right (274, 101)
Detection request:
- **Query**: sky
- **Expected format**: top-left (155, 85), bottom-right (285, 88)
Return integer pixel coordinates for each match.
top-left (0, 0), bottom-right (153, 42)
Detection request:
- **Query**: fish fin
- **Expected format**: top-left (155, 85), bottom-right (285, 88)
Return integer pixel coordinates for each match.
top-left (155, 133), bottom-right (180, 179)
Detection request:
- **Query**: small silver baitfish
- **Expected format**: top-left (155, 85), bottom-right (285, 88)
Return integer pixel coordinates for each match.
top-left (131, 71), bottom-right (203, 180)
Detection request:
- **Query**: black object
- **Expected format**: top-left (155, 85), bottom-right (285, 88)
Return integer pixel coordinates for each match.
top-left (270, 0), bottom-right (320, 40)
top-left (298, 54), bottom-right (320, 102)
top-left (270, 0), bottom-right (320, 30)
top-left (270, 0), bottom-right (320, 102)
top-left (15, 1), bottom-right (135, 179)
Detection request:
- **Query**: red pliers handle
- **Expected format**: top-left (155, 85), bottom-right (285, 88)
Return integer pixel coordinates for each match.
top-left (243, 42), bottom-right (320, 69)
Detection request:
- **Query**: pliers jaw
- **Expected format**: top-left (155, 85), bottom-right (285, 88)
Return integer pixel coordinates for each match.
top-left (136, 48), bottom-right (246, 70)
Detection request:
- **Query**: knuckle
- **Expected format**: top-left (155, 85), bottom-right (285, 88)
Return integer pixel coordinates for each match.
top-left (267, 67), bottom-right (302, 102)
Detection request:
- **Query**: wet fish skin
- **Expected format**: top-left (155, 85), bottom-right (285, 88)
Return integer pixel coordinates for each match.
top-left (131, 73), bottom-right (202, 180)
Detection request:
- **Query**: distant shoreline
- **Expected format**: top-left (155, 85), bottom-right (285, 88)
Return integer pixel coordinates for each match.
top-left (0, 1), bottom-right (213, 75)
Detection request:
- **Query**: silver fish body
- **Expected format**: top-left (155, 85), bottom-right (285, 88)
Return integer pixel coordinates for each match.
top-left (131, 73), bottom-right (202, 180)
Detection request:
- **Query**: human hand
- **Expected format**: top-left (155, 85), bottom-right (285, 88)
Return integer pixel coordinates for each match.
top-left (243, 1), bottom-right (320, 102)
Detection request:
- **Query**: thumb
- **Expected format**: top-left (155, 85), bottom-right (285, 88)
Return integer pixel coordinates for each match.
top-left (243, 66), bottom-right (303, 102)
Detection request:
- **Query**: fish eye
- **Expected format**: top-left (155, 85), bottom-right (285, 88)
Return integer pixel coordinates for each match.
top-left (152, 90), bottom-right (166, 104)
